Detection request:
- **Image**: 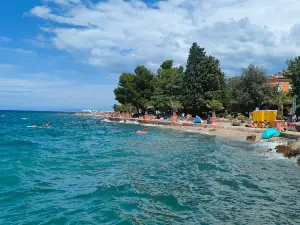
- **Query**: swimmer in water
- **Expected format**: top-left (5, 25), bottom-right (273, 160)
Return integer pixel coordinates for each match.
top-left (45, 121), bottom-right (50, 128)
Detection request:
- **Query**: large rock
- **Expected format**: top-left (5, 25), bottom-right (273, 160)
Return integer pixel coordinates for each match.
top-left (276, 145), bottom-right (300, 158)
top-left (297, 158), bottom-right (300, 168)
top-left (246, 135), bottom-right (256, 142)
top-left (287, 140), bottom-right (300, 151)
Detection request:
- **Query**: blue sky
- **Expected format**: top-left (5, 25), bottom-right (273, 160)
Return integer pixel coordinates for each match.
top-left (0, 0), bottom-right (299, 111)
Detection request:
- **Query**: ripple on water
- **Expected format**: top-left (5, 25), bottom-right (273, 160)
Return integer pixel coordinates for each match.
top-left (1, 112), bottom-right (300, 224)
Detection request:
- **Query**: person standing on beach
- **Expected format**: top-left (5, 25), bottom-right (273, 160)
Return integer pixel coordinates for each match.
top-left (181, 112), bottom-right (185, 119)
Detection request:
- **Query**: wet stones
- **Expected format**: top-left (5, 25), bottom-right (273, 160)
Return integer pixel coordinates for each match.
top-left (246, 135), bottom-right (256, 142)
top-left (297, 158), bottom-right (300, 168)
top-left (275, 145), bottom-right (300, 158)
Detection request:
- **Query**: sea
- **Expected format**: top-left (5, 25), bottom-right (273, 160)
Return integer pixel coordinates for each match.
top-left (1, 111), bottom-right (300, 224)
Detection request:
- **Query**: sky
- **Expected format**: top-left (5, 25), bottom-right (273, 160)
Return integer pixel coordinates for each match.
top-left (1, 0), bottom-right (300, 111)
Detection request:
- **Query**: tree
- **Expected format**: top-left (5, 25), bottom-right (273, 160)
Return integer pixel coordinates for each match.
top-left (160, 60), bottom-right (173, 70)
top-left (229, 64), bottom-right (269, 113)
top-left (114, 73), bottom-right (138, 107)
top-left (286, 56), bottom-right (300, 97)
top-left (182, 43), bottom-right (225, 113)
top-left (134, 66), bottom-right (155, 112)
top-left (206, 99), bottom-right (224, 115)
top-left (152, 60), bottom-right (184, 113)
top-left (167, 99), bottom-right (183, 113)
top-left (114, 66), bottom-right (155, 114)
top-left (264, 86), bottom-right (292, 114)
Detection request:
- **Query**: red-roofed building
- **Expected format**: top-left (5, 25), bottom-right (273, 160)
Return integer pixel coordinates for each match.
top-left (268, 69), bottom-right (291, 92)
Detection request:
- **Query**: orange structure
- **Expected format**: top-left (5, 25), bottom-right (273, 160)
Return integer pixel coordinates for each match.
top-left (268, 70), bottom-right (291, 92)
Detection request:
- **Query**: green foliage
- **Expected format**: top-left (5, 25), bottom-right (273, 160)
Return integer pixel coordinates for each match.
top-left (152, 60), bottom-right (184, 112)
top-left (113, 66), bottom-right (155, 113)
top-left (182, 43), bottom-right (225, 112)
top-left (276, 111), bottom-right (284, 120)
top-left (113, 43), bottom-right (296, 118)
top-left (167, 99), bottom-right (183, 112)
top-left (225, 114), bottom-right (233, 119)
top-left (113, 104), bottom-right (134, 112)
top-left (114, 73), bottom-right (138, 106)
top-left (264, 86), bottom-right (292, 113)
top-left (206, 99), bottom-right (224, 113)
top-left (228, 64), bottom-right (269, 113)
top-left (160, 60), bottom-right (173, 70)
top-left (236, 115), bottom-right (249, 121)
top-left (287, 56), bottom-right (300, 97)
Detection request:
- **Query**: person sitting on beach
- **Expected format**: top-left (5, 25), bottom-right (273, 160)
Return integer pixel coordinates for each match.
top-left (194, 115), bottom-right (201, 124)
top-left (264, 120), bottom-right (269, 129)
top-left (144, 112), bottom-right (151, 121)
top-left (171, 113), bottom-right (178, 124)
top-left (186, 114), bottom-right (193, 122)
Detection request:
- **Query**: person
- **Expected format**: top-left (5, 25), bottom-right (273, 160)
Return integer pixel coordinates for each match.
top-left (171, 113), bottom-right (178, 124)
top-left (181, 112), bottom-right (185, 119)
top-left (144, 112), bottom-right (151, 121)
top-left (45, 121), bottom-right (50, 128)
top-left (264, 120), bottom-right (269, 128)
top-left (293, 114), bottom-right (297, 122)
top-left (253, 121), bottom-right (258, 128)
top-left (206, 116), bottom-right (211, 125)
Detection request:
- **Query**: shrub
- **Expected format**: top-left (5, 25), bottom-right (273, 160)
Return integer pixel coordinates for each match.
top-left (225, 114), bottom-right (233, 119)
top-left (236, 115), bottom-right (249, 121)
top-left (217, 112), bottom-right (227, 118)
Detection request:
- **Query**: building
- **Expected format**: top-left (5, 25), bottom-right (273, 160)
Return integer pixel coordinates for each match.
top-left (268, 69), bottom-right (291, 92)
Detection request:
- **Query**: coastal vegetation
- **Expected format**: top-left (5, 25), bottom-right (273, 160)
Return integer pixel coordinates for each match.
top-left (114, 43), bottom-right (300, 117)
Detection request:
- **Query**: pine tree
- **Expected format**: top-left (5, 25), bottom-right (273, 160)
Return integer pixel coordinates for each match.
top-left (182, 43), bottom-right (225, 113)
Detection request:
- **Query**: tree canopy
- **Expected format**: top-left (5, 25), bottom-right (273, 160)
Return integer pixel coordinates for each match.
top-left (113, 43), bottom-right (295, 117)
top-left (228, 64), bottom-right (269, 113)
top-left (113, 66), bottom-right (154, 113)
top-left (182, 43), bottom-right (225, 113)
top-left (152, 60), bottom-right (184, 112)
top-left (287, 56), bottom-right (300, 97)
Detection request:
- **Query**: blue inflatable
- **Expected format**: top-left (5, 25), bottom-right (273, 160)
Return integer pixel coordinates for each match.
top-left (261, 128), bottom-right (280, 139)
top-left (194, 117), bottom-right (201, 123)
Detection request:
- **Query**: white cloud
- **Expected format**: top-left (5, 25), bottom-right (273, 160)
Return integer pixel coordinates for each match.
top-left (30, 0), bottom-right (300, 75)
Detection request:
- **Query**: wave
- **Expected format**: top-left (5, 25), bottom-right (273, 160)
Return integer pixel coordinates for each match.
top-left (125, 121), bottom-right (139, 125)
top-left (102, 119), bottom-right (139, 125)
top-left (141, 124), bottom-right (164, 127)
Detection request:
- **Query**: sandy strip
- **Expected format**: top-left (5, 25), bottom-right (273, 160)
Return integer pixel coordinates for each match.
top-left (168, 125), bottom-right (262, 142)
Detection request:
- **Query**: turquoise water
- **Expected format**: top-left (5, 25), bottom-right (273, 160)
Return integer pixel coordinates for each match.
top-left (1, 111), bottom-right (300, 224)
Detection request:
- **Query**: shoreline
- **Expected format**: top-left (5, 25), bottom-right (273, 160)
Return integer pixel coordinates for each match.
top-left (72, 115), bottom-right (299, 165)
